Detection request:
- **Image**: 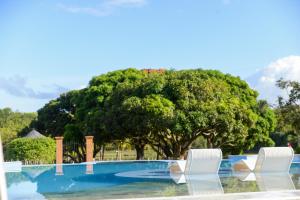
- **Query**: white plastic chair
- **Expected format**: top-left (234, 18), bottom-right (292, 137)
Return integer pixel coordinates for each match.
top-left (169, 149), bottom-right (223, 195)
top-left (169, 149), bottom-right (223, 175)
top-left (233, 147), bottom-right (294, 173)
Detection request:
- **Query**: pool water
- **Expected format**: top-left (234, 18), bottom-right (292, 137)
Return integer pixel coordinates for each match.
top-left (5, 161), bottom-right (300, 200)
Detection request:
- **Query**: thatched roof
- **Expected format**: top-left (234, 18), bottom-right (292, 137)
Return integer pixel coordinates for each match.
top-left (24, 129), bottom-right (45, 139)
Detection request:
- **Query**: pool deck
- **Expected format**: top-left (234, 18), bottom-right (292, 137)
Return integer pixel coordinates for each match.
top-left (110, 190), bottom-right (300, 200)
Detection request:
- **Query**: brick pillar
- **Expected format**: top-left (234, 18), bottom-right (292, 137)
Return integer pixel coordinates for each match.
top-left (55, 137), bottom-right (63, 165)
top-left (85, 136), bottom-right (94, 163)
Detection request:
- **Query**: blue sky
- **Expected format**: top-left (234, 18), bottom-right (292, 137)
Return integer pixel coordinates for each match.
top-left (1, 0), bottom-right (300, 112)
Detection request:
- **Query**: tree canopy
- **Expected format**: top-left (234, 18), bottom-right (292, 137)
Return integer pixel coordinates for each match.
top-left (104, 69), bottom-right (276, 158)
top-left (35, 69), bottom-right (146, 161)
top-left (0, 108), bottom-right (36, 146)
top-left (276, 79), bottom-right (300, 147)
top-left (34, 68), bottom-right (276, 160)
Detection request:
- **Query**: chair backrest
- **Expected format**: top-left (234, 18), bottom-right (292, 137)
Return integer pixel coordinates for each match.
top-left (254, 147), bottom-right (294, 173)
top-left (185, 149), bottom-right (222, 174)
top-left (0, 139), bottom-right (8, 200)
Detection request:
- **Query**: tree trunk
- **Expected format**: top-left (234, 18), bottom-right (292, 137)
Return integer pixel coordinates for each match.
top-left (135, 143), bottom-right (145, 160)
top-left (156, 147), bottom-right (160, 160)
top-left (207, 137), bottom-right (213, 148)
top-left (101, 145), bottom-right (105, 160)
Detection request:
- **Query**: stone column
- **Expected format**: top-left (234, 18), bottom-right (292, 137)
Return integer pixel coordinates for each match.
top-left (85, 136), bottom-right (94, 163)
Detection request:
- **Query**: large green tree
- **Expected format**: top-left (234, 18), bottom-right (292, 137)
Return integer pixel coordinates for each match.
top-left (35, 68), bottom-right (276, 160)
top-left (104, 69), bottom-right (276, 158)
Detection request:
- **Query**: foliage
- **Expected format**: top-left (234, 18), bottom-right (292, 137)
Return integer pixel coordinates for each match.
top-left (34, 68), bottom-right (276, 160)
top-left (269, 132), bottom-right (288, 147)
top-left (5, 137), bottom-right (56, 164)
top-left (276, 79), bottom-right (300, 147)
top-left (76, 69), bottom-right (146, 159)
top-left (75, 68), bottom-right (146, 143)
top-left (35, 91), bottom-right (78, 137)
top-left (104, 69), bottom-right (276, 158)
top-left (295, 146), bottom-right (300, 154)
top-left (245, 100), bottom-right (276, 152)
top-left (34, 69), bottom-right (146, 161)
top-left (0, 108), bottom-right (36, 146)
top-left (63, 124), bottom-right (86, 162)
top-left (191, 136), bottom-right (207, 149)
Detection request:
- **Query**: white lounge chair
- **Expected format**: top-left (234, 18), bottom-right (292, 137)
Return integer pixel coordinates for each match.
top-left (169, 149), bottom-right (222, 174)
top-left (233, 147), bottom-right (294, 173)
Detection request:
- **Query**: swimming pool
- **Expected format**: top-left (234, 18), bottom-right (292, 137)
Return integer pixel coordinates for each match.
top-left (5, 161), bottom-right (300, 200)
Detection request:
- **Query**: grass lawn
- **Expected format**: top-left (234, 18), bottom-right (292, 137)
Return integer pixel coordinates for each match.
top-left (94, 145), bottom-right (158, 161)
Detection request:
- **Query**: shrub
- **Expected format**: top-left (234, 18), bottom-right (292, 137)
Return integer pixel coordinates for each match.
top-left (5, 137), bottom-right (56, 164)
top-left (295, 146), bottom-right (300, 154)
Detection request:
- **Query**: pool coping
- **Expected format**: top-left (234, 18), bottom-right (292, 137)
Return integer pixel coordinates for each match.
top-left (108, 190), bottom-right (300, 200)
top-left (19, 159), bottom-right (300, 168)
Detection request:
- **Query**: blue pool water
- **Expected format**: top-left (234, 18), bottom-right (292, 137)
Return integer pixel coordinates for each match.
top-left (5, 161), bottom-right (300, 200)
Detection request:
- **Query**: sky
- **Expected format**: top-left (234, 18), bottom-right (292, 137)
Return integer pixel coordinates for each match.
top-left (0, 0), bottom-right (300, 112)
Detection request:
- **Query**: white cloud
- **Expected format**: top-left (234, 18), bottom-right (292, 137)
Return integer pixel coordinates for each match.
top-left (247, 55), bottom-right (300, 105)
top-left (0, 74), bottom-right (90, 112)
top-left (57, 0), bottom-right (147, 17)
top-left (0, 90), bottom-right (47, 112)
top-left (0, 75), bottom-right (68, 99)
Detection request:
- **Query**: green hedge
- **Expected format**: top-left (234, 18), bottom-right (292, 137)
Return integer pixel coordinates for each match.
top-left (5, 137), bottom-right (56, 164)
top-left (295, 146), bottom-right (300, 154)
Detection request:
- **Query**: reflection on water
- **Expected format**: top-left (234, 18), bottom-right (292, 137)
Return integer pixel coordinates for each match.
top-left (5, 162), bottom-right (300, 200)
top-left (223, 172), bottom-right (297, 193)
top-left (185, 174), bottom-right (224, 195)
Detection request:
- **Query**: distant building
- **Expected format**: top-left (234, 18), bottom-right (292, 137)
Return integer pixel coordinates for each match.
top-left (24, 129), bottom-right (45, 139)
top-left (142, 68), bottom-right (165, 74)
